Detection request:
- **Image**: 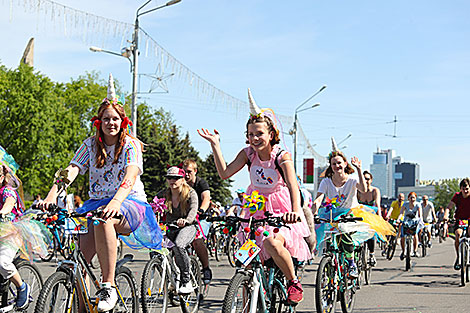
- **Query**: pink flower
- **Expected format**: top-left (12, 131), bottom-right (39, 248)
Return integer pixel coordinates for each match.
top-left (151, 196), bottom-right (167, 214)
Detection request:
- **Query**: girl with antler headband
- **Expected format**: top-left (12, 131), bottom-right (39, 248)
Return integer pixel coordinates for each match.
top-left (198, 89), bottom-right (311, 305)
top-left (40, 74), bottom-right (162, 312)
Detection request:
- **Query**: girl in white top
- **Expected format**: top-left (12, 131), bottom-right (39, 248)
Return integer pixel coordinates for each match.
top-left (398, 192), bottom-right (422, 258)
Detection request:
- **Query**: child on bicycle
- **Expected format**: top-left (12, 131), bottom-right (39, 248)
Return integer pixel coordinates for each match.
top-left (444, 178), bottom-right (470, 270)
top-left (0, 148), bottom-right (50, 310)
top-left (40, 74), bottom-right (162, 312)
top-left (198, 89), bottom-right (311, 304)
top-left (398, 192), bottom-right (423, 259)
top-left (156, 166), bottom-right (199, 294)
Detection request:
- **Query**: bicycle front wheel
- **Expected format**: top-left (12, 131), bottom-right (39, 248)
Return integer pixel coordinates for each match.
top-left (386, 236), bottom-right (397, 260)
top-left (115, 266), bottom-right (139, 313)
top-left (405, 236), bottom-right (411, 271)
top-left (222, 272), bottom-right (255, 313)
top-left (141, 257), bottom-right (168, 313)
top-left (339, 272), bottom-right (357, 313)
top-left (460, 243), bottom-right (468, 286)
top-left (34, 271), bottom-right (76, 313)
top-left (315, 256), bottom-right (337, 313)
top-left (227, 237), bottom-right (240, 268)
top-left (421, 233), bottom-right (427, 258)
top-left (12, 260), bottom-right (43, 313)
top-left (179, 256), bottom-right (201, 313)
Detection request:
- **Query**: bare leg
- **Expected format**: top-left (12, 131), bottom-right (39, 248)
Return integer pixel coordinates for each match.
top-left (264, 235), bottom-right (295, 280)
top-left (193, 238), bottom-right (209, 268)
top-left (9, 272), bottom-right (22, 288)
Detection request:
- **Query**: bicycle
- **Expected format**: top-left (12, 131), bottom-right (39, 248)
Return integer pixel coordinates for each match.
top-left (456, 220), bottom-right (470, 286)
top-left (402, 219), bottom-right (418, 271)
top-left (438, 221), bottom-right (447, 243)
top-left (33, 206), bottom-right (139, 313)
top-left (39, 207), bottom-right (74, 262)
top-left (358, 243), bottom-right (372, 286)
top-left (141, 222), bottom-right (202, 313)
top-left (382, 219), bottom-right (399, 261)
top-left (0, 257), bottom-right (43, 313)
top-left (314, 215), bottom-right (363, 313)
top-left (212, 213), bottom-right (303, 313)
top-left (419, 223), bottom-right (432, 258)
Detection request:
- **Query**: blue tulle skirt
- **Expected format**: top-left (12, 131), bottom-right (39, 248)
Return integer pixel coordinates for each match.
top-left (77, 196), bottom-right (162, 250)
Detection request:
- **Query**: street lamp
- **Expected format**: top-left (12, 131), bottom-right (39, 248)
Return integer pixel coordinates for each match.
top-left (337, 133), bottom-right (352, 146)
top-left (130, 0), bottom-right (182, 135)
top-left (90, 0), bottom-right (181, 135)
top-left (292, 85), bottom-right (326, 171)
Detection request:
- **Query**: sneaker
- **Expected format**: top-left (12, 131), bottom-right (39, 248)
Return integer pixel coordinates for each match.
top-left (400, 252), bottom-right (405, 261)
top-left (15, 282), bottom-right (30, 310)
top-left (454, 258), bottom-right (461, 271)
top-left (348, 263), bottom-right (359, 278)
top-left (427, 242), bottom-right (432, 248)
top-left (96, 282), bottom-right (118, 312)
top-left (369, 255), bottom-right (377, 267)
top-left (178, 281), bottom-right (194, 294)
top-left (202, 267), bottom-right (212, 285)
top-left (411, 251), bottom-right (419, 258)
top-left (418, 242), bottom-right (423, 248)
top-left (287, 280), bottom-right (303, 304)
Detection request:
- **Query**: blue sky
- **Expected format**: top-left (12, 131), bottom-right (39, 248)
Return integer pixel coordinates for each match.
top-left (1, 0), bottom-right (469, 196)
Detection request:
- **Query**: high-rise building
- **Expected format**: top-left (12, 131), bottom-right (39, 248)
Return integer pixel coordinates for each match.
top-left (395, 162), bottom-right (420, 196)
top-left (370, 148), bottom-right (395, 198)
top-left (370, 148), bottom-right (419, 198)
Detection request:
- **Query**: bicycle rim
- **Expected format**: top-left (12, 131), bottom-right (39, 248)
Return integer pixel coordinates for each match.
top-left (222, 272), bottom-right (253, 313)
top-left (315, 257), bottom-right (336, 313)
top-left (115, 266), bottom-right (139, 313)
top-left (141, 258), bottom-right (168, 313)
top-left (179, 256), bottom-right (201, 313)
top-left (11, 261), bottom-right (43, 313)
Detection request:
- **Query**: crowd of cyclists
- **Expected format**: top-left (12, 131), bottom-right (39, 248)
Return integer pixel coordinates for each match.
top-left (0, 76), bottom-right (469, 313)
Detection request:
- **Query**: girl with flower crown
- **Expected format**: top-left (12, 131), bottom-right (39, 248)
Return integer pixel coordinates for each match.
top-left (0, 148), bottom-right (51, 310)
top-left (40, 74), bottom-right (162, 312)
top-left (198, 89), bottom-right (311, 305)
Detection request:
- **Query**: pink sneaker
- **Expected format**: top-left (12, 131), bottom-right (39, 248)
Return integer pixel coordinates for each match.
top-left (287, 280), bottom-right (303, 305)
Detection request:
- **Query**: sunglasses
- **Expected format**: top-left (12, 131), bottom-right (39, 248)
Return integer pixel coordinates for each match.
top-left (166, 176), bottom-right (182, 180)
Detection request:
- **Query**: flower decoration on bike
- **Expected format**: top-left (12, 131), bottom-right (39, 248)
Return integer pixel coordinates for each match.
top-left (243, 190), bottom-right (266, 214)
top-left (150, 196), bottom-right (167, 214)
top-left (322, 194), bottom-right (345, 212)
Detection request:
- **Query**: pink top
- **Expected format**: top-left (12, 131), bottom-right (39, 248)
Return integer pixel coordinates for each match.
top-left (0, 186), bottom-right (23, 219)
top-left (241, 144), bottom-right (311, 261)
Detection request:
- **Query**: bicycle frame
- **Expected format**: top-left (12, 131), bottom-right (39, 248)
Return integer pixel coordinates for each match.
top-left (322, 230), bottom-right (351, 292)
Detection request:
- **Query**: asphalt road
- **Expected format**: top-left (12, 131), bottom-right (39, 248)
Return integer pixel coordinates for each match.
top-left (35, 236), bottom-right (469, 313)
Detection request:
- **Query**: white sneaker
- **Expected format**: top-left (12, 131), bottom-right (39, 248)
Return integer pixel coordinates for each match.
top-left (178, 281), bottom-right (194, 294)
top-left (97, 282), bottom-right (118, 312)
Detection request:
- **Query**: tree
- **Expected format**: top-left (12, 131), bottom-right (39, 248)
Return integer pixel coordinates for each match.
top-left (434, 178), bottom-right (461, 214)
top-left (200, 152), bottom-right (233, 205)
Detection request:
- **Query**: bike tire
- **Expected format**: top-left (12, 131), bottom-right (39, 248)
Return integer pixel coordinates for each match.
top-left (227, 236), bottom-right (240, 268)
top-left (213, 234), bottom-right (220, 262)
top-left (421, 233), bottom-right (427, 258)
top-left (222, 272), bottom-right (255, 313)
top-left (34, 271), bottom-right (77, 313)
top-left (405, 237), bottom-right (411, 271)
top-left (339, 271), bottom-right (357, 313)
top-left (141, 257), bottom-right (168, 313)
top-left (386, 236), bottom-right (397, 260)
top-left (439, 228), bottom-right (443, 243)
top-left (12, 259), bottom-right (43, 313)
top-left (115, 266), bottom-right (139, 313)
top-left (315, 256), bottom-right (337, 313)
top-left (60, 234), bottom-right (73, 260)
top-left (179, 256), bottom-right (201, 313)
top-left (460, 243), bottom-right (467, 286)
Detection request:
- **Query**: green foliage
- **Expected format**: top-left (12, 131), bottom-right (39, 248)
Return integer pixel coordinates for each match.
top-left (199, 152), bottom-right (233, 206)
top-left (434, 178), bottom-right (461, 214)
top-left (0, 63), bottom-right (232, 204)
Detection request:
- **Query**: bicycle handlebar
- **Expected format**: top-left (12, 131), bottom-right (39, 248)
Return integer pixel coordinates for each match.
top-left (31, 204), bottom-right (123, 223)
top-left (314, 215), bottom-right (363, 224)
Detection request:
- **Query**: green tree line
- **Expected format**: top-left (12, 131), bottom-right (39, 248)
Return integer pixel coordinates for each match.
top-left (0, 63), bottom-right (232, 205)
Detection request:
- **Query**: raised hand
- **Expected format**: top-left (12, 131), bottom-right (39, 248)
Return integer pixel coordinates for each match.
top-left (197, 128), bottom-right (221, 146)
top-left (351, 156), bottom-right (362, 170)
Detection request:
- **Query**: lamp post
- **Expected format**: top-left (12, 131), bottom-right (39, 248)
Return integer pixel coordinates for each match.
top-left (90, 0), bottom-right (181, 135)
top-left (292, 85), bottom-right (326, 172)
top-left (131, 0), bottom-right (181, 135)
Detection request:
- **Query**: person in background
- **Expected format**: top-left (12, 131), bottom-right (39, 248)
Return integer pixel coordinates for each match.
top-left (183, 159), bottom-right (212, 284)
top-left (227, 188), bottom-right (245, 216)
top-left (420, 195), bottom-right (436, 248)
top-left (357, 170), bottom-right (381, 266)
top-left (32, 194), bottom-right (42, 206)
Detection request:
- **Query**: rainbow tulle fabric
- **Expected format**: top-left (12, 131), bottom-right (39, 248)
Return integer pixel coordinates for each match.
top-left (77, 196), bottom-right (162, 250)
top-left (0, 211), bottom-right (52, 260)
